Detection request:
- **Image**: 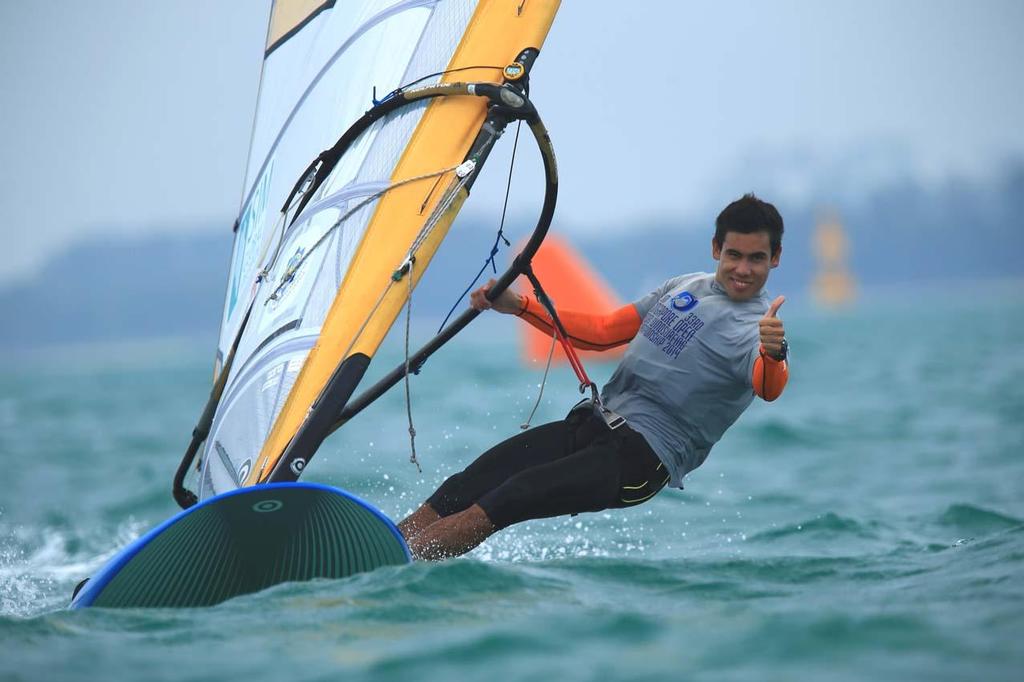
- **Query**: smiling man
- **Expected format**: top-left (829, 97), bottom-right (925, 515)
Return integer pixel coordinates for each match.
top-left (400, 193), bottom-right (789, 560)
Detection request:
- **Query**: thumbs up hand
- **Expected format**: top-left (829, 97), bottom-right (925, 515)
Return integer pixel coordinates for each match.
top-left (759, 295), bottom-right (787, 360)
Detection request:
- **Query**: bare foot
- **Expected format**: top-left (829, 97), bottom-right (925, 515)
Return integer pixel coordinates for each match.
top-left (398, 504), bottom-right (440, 543)
top-left (407, 504), bottom-right (496, 560)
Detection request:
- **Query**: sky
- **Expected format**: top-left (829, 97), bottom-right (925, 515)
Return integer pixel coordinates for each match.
top-left (1, 0), bottom-right (1022, 285)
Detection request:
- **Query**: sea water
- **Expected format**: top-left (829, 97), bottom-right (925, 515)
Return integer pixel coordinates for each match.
top-left (1, 282), bottom-right (1021, 681)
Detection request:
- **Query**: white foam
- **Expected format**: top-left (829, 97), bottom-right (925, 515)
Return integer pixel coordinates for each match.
top-left (0, 519), bottom-right (145, 617)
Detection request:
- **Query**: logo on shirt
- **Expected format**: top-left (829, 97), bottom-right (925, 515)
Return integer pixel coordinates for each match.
top-left (252, 499), bottom-right (283, 513)
top-left (670, 291), bottom-right (699, 312)
top-left (641, 304), bottom-right (705, 360)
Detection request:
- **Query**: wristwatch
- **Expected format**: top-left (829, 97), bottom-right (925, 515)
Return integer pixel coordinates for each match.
top-left (770, 338), bottom-right (788, 362)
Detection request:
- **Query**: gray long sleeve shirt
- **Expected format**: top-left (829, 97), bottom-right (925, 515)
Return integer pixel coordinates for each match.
top-left (601, 272), bottom-right (769, 487)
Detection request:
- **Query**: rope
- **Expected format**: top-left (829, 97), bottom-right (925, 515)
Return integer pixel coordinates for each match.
top-left (255, 168), bottom-right (324, 286)
top-left (283, 160), bottom-right (478, 473)
top-left (437, 121), bottom-right (522, 333)
top-left (527, 269), bottom-right (597, 395)
top-left (251, 185), bottom-right (304, 290)
top-left (407, 160), bottom-right (476, 255)
top-left (520, 327), bottom-right (557, 430)
top-left (253, 210), bottom-right (287, 285)
top-left (392, 161), bottom-right (477, 471)
top-left (403, 257), bottom-right (421, 473)
top-left (329, 166), bottom-right (473, 372)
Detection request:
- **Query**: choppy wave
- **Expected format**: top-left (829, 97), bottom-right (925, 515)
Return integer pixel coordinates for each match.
top-left (3, 295), bottom-right (1024, 679)
top-left (747, 511), bottom-right (881, 541)
top-left (936, 503), bottom-right (1023, 533)
top-left (0, 520), bottom-right (144, 618)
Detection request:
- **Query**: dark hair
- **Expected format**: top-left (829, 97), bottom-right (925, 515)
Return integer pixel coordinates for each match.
top-left (714, 193), bottom-right (784, 256)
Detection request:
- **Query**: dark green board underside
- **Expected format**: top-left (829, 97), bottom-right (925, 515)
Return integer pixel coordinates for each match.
top-left (86, 485), bottom-right (409, 608)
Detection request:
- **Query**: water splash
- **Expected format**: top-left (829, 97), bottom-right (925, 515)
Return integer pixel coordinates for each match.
top-left (0, 519), bottom-right (145, 618)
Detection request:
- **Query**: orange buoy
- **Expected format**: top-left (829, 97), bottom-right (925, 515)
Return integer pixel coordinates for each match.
top-left (517, 235), bottom-right (625, 365)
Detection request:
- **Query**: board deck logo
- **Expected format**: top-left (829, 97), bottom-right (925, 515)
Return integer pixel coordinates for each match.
top-left (252, 499), bottom-right (284, 513)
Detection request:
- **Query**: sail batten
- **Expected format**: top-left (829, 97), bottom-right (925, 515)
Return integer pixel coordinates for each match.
top-left (193, 0), bottom-right (560, 502)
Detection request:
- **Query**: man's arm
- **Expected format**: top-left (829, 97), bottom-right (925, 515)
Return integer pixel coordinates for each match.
top-left (752, 352), bottom-right (788, 401)
top-left (752, 295), bottom-right (788, 401)
top-left (517, 295), bottom-right (641, 351)
top-left (469, 278), bottom-right (641, 351)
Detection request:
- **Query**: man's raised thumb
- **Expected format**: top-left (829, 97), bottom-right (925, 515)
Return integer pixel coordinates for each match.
top-left (765, 295), bottom-right (785, 318)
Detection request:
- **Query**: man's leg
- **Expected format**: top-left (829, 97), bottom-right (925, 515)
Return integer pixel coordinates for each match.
top-left (398, 418), bottom-right (582, 548)
top-left (406, 422), bottom-right (667, 560)
top-left (406, 439), bottom-right (620, 560)
top-left (409, 428), bottom-right (637, 560)
top-left (406, 503), bottom-right (495, 560)
top-left (397, 504), bottom-right (440, 542)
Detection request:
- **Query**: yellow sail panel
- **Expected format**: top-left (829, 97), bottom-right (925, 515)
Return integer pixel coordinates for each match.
top-left (247, 0), bottom-right (560, 484)
top-left (266, 0), bottom-right (333, 53)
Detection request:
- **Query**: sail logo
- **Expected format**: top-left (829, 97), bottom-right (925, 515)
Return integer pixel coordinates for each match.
top-left (227, 159), bottom-right (274, 319)
top-left (670, 291), bottom-right (699, 312)
top-left (237, 458), bottom-right (252, 483)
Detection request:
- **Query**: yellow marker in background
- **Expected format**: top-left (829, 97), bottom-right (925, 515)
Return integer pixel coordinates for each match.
top-left (811, 210), bottom-right (857, 309)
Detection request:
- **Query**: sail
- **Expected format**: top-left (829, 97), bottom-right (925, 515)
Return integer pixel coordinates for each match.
top-left (194, 0), bottom-right (560, 500)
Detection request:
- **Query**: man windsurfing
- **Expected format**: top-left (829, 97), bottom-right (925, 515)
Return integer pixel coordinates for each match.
top-left (399, 193), bottom-right (789, 559)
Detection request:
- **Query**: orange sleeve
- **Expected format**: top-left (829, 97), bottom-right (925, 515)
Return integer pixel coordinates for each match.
top-left (516, 295), bottom-right (641, 351)
top-left (752, 346), bottom-right (789, 401)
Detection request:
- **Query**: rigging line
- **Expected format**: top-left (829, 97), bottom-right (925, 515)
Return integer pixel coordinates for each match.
top-left (263, 163), bottom-right (460, 304)
top-left (526, 268), bottom-right (598, 396)
top-left (299, 165), bottom-right (474, 474)
top-left (407, 160), bottom-right (476, 255)
top-left (418, 174), bottom-right (445, 215)
top-left (268, 180), bottom-right (316, 268)
top-left (256, 195), bottom-right (303, 286)
top-left (436, 120), bottom-right (523, 333)
top-left (520, 327), bottom-right (557, 430)
top-left (403, 257), bottom-right (421, 473)
top-left (248, 177), bottom-right (310, 292)
top-left (252, 210), bottom-right (287, 285)
top-left (257, 149), bottom-right (478, 484)
top-left (296, 163), bottom-right (477, 444)
top-left (391, 166), bottom-right (476, 471)
top-left (492, 121), bottom-right (521, 270)
top-left (213, 200), bottom-right (293, 413)
top-left (257, 165), bottom-right (475, 480)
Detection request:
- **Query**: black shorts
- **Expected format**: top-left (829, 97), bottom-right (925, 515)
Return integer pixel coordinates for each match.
top-left (426, 405), bottom-right (669, 530)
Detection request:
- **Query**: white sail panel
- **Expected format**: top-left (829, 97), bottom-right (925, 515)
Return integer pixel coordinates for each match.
top-left (220, 1), bottom-right (440, 351)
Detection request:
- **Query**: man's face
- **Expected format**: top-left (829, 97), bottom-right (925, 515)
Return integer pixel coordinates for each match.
top-left (712, 230), bottom-right (781, 301)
